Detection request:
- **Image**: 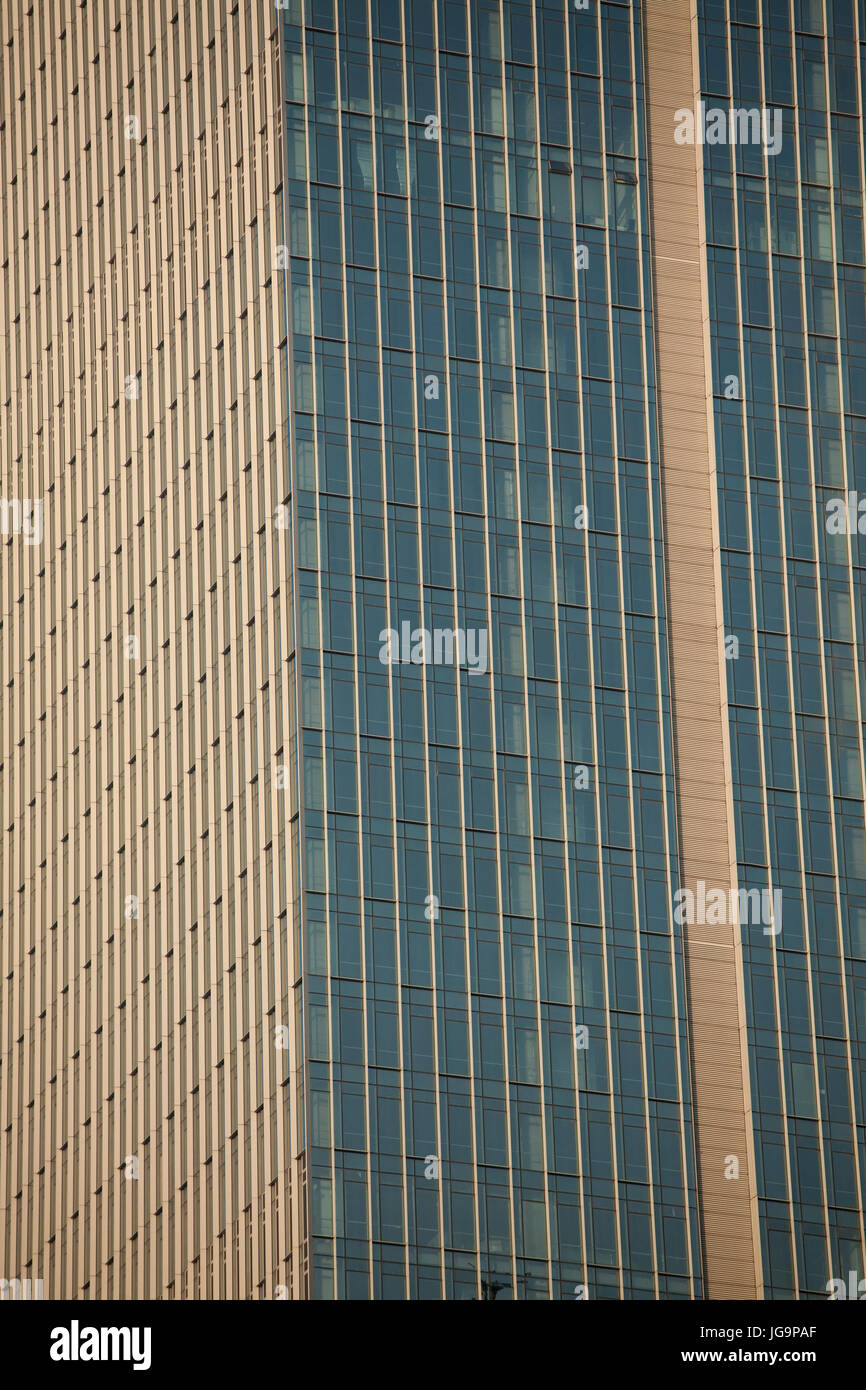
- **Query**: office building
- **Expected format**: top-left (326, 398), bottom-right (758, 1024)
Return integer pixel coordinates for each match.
top-left (1, 0), bottom-right (864, 1301)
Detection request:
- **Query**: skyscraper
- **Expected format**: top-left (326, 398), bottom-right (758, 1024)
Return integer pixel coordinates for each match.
top-left (1, 0), bottom-right (864, 1303)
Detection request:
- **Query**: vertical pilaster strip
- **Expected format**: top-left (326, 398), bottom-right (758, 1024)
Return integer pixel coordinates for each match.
top-left (643, 0), bottom-right (762, 1299)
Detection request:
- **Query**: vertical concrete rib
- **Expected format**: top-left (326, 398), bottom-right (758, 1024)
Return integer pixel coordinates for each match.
top-left (643, 0), bottom-right (763, 1299)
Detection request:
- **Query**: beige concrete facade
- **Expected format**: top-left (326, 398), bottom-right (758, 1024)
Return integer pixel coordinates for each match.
top-left (0, 0), bottom-right (305, 1298)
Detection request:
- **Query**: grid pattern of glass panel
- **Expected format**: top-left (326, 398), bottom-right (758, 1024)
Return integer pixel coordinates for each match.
top-left (278, 0), bottom-right (702, 1299)
top-left (698, 0), bottom-right (866, 1299)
